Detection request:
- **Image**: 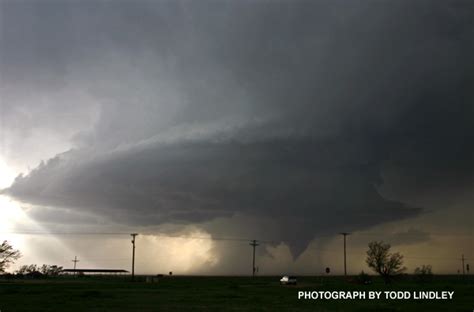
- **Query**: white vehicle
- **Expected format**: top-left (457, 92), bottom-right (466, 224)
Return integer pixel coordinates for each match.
top-left (280, 275), bottom-right (297, 285)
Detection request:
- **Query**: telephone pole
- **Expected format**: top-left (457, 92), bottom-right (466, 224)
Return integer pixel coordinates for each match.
top-left (250, 240), bottom-right (259, 277)
top-left (131, 233), bottom-right (138, 281)
top-left (72, 256), bottom-right (79, 276)
top-left (461, 254), bottom-right (465, 276)
top-left (340, 233), bottom-right (350, 276)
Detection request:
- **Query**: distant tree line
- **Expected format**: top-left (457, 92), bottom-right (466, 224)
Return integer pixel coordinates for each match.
top-left (16, 264), bottom-right (64, 277)
top-left (1, 240), bottom-right (63, 279)
top-left (1, 239), bottom-right (436, 282)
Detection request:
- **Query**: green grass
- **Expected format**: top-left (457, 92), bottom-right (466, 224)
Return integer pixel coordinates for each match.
top-left (0, 275), bottom-right (472, 311)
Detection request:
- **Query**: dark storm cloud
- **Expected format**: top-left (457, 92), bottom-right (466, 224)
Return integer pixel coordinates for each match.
top-left (2, 0), bottom-right (474, 256)
top-left (6, 135), bottom-right (418, 245)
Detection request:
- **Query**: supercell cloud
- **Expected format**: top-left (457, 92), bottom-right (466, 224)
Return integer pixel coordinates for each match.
top-left (2, 0), bottom-right (474, 258)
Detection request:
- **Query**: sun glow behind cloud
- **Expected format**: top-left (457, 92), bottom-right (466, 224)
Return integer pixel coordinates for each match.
top-left (0, 191), bottom-right (78, 271)
top-left (51, 231), bottom-right (220, 274)
top-left (0, 195), bottom-right (31, 266)
top-left (0, 196), bottom-right (26, 232)
top-left (136, 232), bottom-right (219, 274)
top-left (0, 159), bottom-right (27, 237)
top-left (0, 155), bottom-right (219, 273)
top-left (0, 157), bottom-right (17, 189)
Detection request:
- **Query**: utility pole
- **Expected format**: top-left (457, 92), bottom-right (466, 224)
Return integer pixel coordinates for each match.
top-left (72, 256), bottom-right (79, 276)
top-left (131, 233), bottom-right (138, 281)
top-left (250, 240), bottom-right (259, 277)
top-left (340, 233), bottom-right (350, 276)
top-left (461, 254), bottom-right (465, 276)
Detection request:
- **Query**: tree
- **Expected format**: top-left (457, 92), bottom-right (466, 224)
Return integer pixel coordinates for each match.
top-left (40, 264), bottom-right (63, 276)
top-left (15, 264), bottom-right (44, 279)
top-left (16, 264), bottom-right (39, 275)
top-left (16, 264), bottom-right (63, 277)
top-left (366, 241), bottom-right (405, 283)
top-left (414, 264), bottom-right (432, 275)
top-left (414, 264), bottom-right (433, 282)
top-left (0, 240), bottom-right (21, 273)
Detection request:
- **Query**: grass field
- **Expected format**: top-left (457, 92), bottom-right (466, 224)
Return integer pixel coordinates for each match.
top-left (0, 275), bottom-right (472, 311)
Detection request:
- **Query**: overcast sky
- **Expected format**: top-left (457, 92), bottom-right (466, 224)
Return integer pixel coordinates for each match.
top-left (0, 0), bottom-right (473, 275)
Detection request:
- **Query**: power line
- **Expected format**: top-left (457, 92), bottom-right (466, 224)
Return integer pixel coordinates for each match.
top-left (2, 229), bottom-right (472, 239)
top-left (73, 257), bottom-right (130, 261)
top-left (351, 232), bottom-right (474, 237)
top-left (403, 256), bottom-right (473, 261)
top-left (2, 231), bottom-right (118, 236)
top-left (0, 231), bottom-right (278, 244)
top-left (1, 230), bottom-right (471, 262)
